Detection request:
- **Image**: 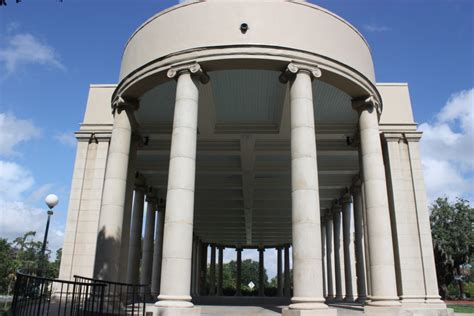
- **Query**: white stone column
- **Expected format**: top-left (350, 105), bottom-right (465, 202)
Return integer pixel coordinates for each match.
top-left (352, 185), bottom-right (367, 303)
top-left (353, 97), bottom-right (400, 307)
top-left (342, 195), bottom-right (355, 302)
top-left (209, 245), bottom-right (216, 295)
top-left (94, 98), bottom-right (137, 282)
top-left (277, 247), bottom-right (284, 297)
top-left (141, 193), bottom-right (157, 288)
top-left (361, 181), bottom-right (372, 301)
top-left (236, 248), bottom-right (242, 296)
top-left (282, 62), bottom-right (328, 312)
top-left (217, 246), bottom-right (224, 296)
top-left (325, 214), bottom-right (335, 301)
top-left (151, 198), bottom-right (165, 297)
top-left (258, 247), bottom-right (265, 296)
top-left (118, 138), bottom-right (138, 283)
top-left (333, 205), bottom-right (343, 301)
top-left (127, 181), bottom-right (146, 284)
top-left (284, 245), bottom-right (291, 297)
top-left (156, 63), bottom-right (208, 309)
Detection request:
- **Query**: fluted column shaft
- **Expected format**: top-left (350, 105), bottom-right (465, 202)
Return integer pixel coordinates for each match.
top-left (354, 98), bottom-right (399, 306)
top-left (94, 103), bottom-right (135, 281)
top-left (342, 196), bottom-right (354, 301)
top-left (236, 248), bottom-right (242, 296)
top-left (157, 69), bottom-right (201, 308)
top-left (287, 64), bottom-right (326, 310)
top-left (127, 185), bottom-right (146, 284)
top-left (325, 216), bottom-right (335, 300)
top-left (352, 186), bottom-right (367, 303)
top-left (258, 247), bottom-right (265, 296)
top-left (140, 197), bottom-right (156, 286)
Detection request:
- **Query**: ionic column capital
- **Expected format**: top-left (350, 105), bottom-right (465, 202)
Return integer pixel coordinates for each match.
top-left (167, 62), bottom-right (210, 84)
top-left (112, 95), bottom-right (139, 115)
top-left (279, 61), bottom-right (322, 83)
top-left (352, 95), bottom-right (382, 115)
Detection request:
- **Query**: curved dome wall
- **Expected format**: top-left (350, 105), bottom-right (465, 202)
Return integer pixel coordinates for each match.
top-left (120, 0), bottom-right (375, 84)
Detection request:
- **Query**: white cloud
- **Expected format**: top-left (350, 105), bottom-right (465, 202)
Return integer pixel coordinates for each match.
top-left (55, 132), bottom-right (76, 147)
top-left (419, 88), bottom-right (474, 201)
top-left (0, 160), bottom-right (34, 201)
top-left (363, 23), bottom-right (390, 32)
top-left (0, 200), bottom-right (64, 252)
top-left (0, 33), bottom-right (65, 74)
top-left (26, 183), bottom-right (54, 204)
top-left (0, 112), bottom-right (40, 156)
top-left (6, 22), bottom-right (21, 33)
top-left (0, 161), bottom-right (64, 252)
top-left (0, 111), bottom-right (64, 252)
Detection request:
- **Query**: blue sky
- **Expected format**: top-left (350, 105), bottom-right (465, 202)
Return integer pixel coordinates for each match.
top-left (0, 0), bottom-right (472, 276)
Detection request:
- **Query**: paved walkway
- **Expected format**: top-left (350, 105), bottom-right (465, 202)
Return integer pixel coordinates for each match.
top-left (196, 305), bottom-right (363, 316)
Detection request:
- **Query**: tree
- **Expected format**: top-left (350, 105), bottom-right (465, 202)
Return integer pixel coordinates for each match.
top-left (0, 239), bottom-right (15, 294)
top-left (430, 197), bottom-right (474, 298)
top-left (0, 231), bottom-right (62, 294)
top-left (46, 248), bottom-right (62, 279)
top-left (207, 259), bottom-right (269, 295)
top-left (11, 231), bottom-right (44, 274)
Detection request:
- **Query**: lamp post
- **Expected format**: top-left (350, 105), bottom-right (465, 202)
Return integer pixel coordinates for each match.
top-left (40, 194), bottom-right (59, 275)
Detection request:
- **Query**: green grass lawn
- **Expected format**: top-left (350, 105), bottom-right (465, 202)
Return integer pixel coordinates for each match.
top-left (448, 304), bottom-right (474, 313)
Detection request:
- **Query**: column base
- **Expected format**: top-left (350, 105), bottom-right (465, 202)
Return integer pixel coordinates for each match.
top-left (425, 297), bottom-right (445, 305)
top-left (366, 296), bottom-right (401, 307)
top-left (283, 307), bottom-right (337, 316)
top-left (156, 295), bottom-right (194, 308)
top-left (153, 307), bottom-right (201, 316)
top-left (342, 295), bottom-right (355, 303)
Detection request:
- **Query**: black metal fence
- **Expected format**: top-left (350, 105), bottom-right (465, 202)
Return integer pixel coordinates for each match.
top-left (11, 271), bottom-right (106, 316)
top-left (11, 272), bottom-right (150, 316)
top-left (73, 276), bottom-right (148, 316)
